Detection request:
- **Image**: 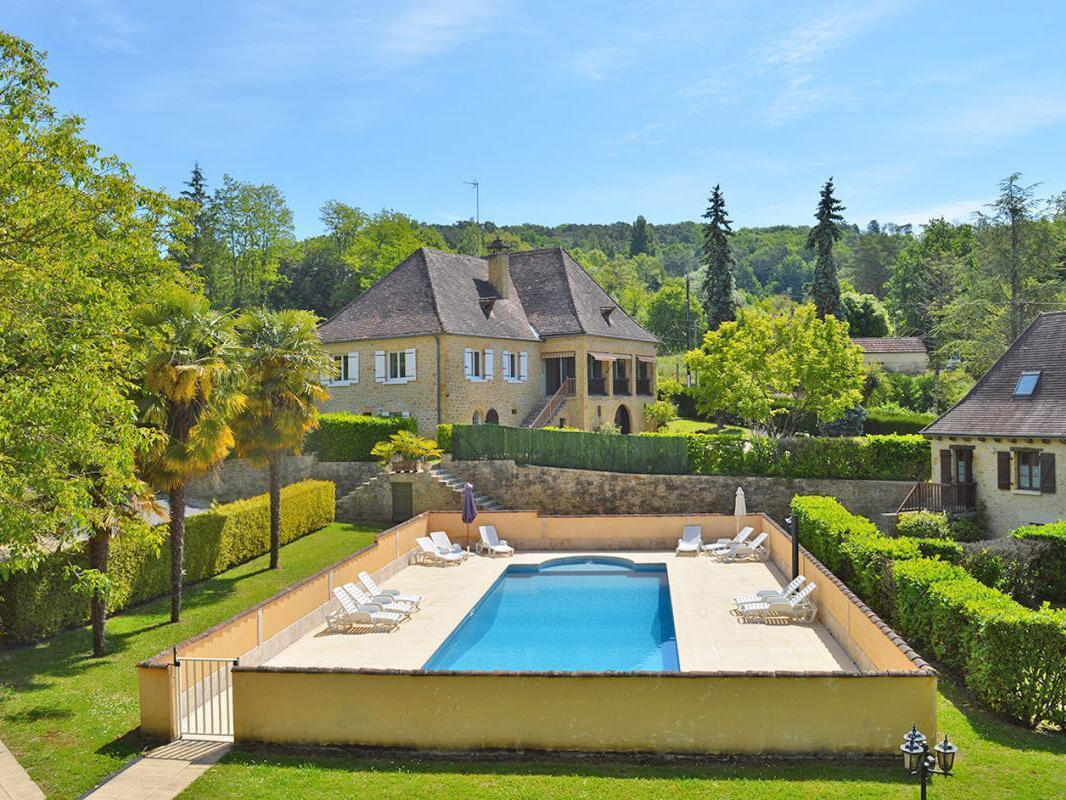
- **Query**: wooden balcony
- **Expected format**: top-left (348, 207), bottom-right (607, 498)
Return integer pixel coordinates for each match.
top-left (897, 482), bottom-right (977, 515)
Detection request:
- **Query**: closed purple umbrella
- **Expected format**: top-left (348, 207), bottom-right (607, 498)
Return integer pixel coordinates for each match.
top-left (461, 483), bottom-right (478, 549)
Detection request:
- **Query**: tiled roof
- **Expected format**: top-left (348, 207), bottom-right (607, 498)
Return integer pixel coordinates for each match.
top-left (924, 312), bottom-right (1066, 438)
top-left (318, 247), bottom-right (657, 345)
top-left (851, 337), bottom-right (927, 354)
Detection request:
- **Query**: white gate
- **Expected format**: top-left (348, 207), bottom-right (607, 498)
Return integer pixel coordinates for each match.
top-left (174, 652), bottom-right (238, 739)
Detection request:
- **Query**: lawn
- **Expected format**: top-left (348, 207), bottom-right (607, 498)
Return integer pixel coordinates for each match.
top-left (0, 521), bottom-right (383, 800)
top-left (661, 417), bottom-right (747, 436)
top-left (179, 678), bottom-right (1065, 800)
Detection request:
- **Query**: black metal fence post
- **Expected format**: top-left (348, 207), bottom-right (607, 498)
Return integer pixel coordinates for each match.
top-left (788, 514), bottom-right (799, 579)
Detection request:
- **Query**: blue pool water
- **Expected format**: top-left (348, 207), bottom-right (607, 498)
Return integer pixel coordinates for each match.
top-left (423, 557), bottom-right (679, 672)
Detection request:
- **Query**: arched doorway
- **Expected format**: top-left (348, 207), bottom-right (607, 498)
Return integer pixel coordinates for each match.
top-left (486, 408), bottom-right (499, 424)
top-left (472, 410), bottom-right (482, 425)
top-left (613, 404), bottom-right (631, 434)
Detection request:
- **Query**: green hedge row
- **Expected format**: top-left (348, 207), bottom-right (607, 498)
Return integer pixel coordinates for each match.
top-left (0, 480), bottom-right (335, 643)
top-left (305, 413), bottom-right (417, 461)
top-left (688, 433), bottom-right (929, 481)
top-left (436, 423), bottom-right (454, 454)
top-left (864, 408), bottom-right (937, 435)
top-left (792, 495), bottom-right (1066, 728)
top-left (451, 424), bottom-right (690, 474)
top-left (1010, 522), bottom-right (1066, 603)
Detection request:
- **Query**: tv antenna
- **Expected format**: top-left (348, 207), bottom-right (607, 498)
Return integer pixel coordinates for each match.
top-left (462, 178), bottom-right (481, 252)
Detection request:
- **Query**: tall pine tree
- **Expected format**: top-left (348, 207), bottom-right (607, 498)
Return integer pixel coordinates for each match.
top-left (700, 184), bottom-right (736, 329)
top-left (807, 178), bottom-right (845, 319)
top-left (629, 214), bottom-right (655, 255)
top-left (172, 162), bottom-right (212, 273)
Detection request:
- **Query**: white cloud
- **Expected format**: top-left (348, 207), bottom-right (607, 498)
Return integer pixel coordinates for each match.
top-left (375, 0), bottom-right (503, 65)
top-left (569, 46), bottom-right (631, 81)
top-left (765, 74), bottom-right (846, 124)
top-left (762, 1), bottom-right (906, 66)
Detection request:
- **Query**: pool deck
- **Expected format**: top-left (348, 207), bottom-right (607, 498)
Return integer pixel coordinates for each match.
top-left (262, 551), bottom-right (857, 674)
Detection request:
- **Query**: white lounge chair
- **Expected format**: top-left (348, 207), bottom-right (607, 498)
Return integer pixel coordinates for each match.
top-left (416, 536), bottom-right (464, 565)
top-left (675, 525), bottom-right (702, 556)
top-left (358, 571), bottom-right (422, 606)
top-left (342, 582), bottom-right (417, 617)
top-left (326, 588), bottom-right (403, 633)
top-left (478, 525), bottom-right (514, 557)
top-left (430, 530), bottom-right (469, 560)
top-left (732, 575), bottom-right (806, 607)
top-left (711, 531), bottom-right (769, 562)
top-left (737, 582), bottom-right (818, 623)
top-left (705, 526), bottom-right (753, 552)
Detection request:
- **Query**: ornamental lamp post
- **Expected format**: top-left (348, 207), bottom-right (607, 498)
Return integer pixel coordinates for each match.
top-left (900, 724), bottom-right (959, 799)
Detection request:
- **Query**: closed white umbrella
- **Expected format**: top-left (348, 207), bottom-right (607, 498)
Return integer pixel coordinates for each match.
top-left (734, 486), bottom-right (747, 533)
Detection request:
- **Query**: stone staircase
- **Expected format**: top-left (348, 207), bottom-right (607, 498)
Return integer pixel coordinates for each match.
top-left (428, 464), bottom-right (504, 511)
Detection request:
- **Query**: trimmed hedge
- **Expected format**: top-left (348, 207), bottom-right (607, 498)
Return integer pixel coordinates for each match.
top-left (793, 494), bottom-right (1066, 728)
top-left (0, 480), bottom-right (335, 643)
top-left (451, 424), bottom-right (690, 475)
top-left (688, 434), bottom-right (929, 481)
top-left (864, 407), bottom-right (937, 435)
top-left (436, 423), bottom-right (454, 454)
top-left (897, 510), bottom-right (950, 539)
top-left (1010, 522), bottom-right (1066, 603)
top-left (305, 413), bottom-right (417, 461)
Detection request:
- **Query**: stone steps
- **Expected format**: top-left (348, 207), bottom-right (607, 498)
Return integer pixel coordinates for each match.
top-left (428, 465), bottom-right (504, 511)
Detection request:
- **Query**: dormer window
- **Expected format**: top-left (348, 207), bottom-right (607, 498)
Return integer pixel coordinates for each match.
top-left (478, 297), bottom-right (496, 317)
top-left (600, 305), bottom-right (615, 324)
top-left (1013, 370), bottom-right (1041, 397)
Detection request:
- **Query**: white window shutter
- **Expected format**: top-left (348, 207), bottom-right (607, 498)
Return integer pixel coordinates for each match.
top-left (519, 351), bottom-right (528, 382)
top-left (464, 348), bottom-right (473, 380)
top-left (502, 350), bottom-right (511, 380)
top-left (374, 350), bottom-right (386, 383)
top-left (348, 351), bottom-right (359, 383)
top-left (485, 349), bottom-right (494, 380)
top-left (404, 348), bottom-right (416, 381)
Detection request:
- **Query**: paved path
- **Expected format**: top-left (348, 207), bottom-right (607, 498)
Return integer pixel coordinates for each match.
top-left (81, 740), bottom-right (229, 800)
top-left (0, 738), bottom-right (44, 800)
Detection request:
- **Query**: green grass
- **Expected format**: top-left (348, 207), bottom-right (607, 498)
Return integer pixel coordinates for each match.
top-left (0, 521), bottom-right (382, 800)
top-left (661, 417), bottom-right (747, 436)
top-left (180, 678), bottom-right (1065, 800)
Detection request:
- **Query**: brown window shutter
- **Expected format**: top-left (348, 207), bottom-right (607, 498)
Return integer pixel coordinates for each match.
top-left (997, 451), bottom-right (1011, 490)
top-left (939, 449), bottom-right (953, 484)
top-left (1040, 452), bottom-right (1056, 494)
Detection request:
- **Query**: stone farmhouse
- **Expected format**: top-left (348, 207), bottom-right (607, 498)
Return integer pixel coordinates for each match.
top-left (908, 312), bottom-right (1066, 534)
top-left (316, 240), bottom-right (659, 435)
top-left (851, 336), bottom-right (928, 374)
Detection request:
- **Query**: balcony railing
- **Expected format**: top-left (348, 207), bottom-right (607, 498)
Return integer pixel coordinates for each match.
top-left (897, 482), bottom-right (977, 515)
top-left (588, 376), bottom-right (607, 396)
top-left (613, 377), bottom-right (631, 395)
top-left (636, 378), bottom-right (652, 396)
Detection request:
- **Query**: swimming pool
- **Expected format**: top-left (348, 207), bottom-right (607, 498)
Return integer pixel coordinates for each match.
top-left (423, 556), bottom-right (679, 672)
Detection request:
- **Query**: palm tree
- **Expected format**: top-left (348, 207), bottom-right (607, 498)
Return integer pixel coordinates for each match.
top-left (136, 287), bottom-right (245, 622)
top-left (232, 308), bottom-right (333, 569)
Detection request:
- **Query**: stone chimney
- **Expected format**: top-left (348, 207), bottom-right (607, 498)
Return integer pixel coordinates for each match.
top-left (487, 235), bottom-right (512, 299)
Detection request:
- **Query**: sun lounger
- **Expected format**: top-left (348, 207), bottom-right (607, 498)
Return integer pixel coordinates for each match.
top-left (732, 575), bottom-right (806, 607)
top-left (358, 571), bottom-right (422, 606)
top-left (325, 588), bottom-right (403, 632)
top-left (737, 582), bottom-right (817, 622)
top-left (416, 536), bottom-right (464, 565)
top-left (477, 525), bottom-right (514, 557)
top-left (710, 531), bottom-right (769, 562)
top-left (706, 526), bottom-right (753, 552)
top-left (675, 525), bottom-right (702, 556)
top-left (342, 582), bottom-right (417, 617)
top-left (430, 530), bottom-right (469, 559)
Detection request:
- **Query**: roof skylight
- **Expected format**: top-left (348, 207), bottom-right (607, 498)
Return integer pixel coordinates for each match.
top-left (1013, 370), bottom-right (1041, 397)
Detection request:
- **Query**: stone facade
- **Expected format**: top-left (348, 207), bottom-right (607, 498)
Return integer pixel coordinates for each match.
top-left (443, 459), bottom-right (913, 532)
top-left (336, 469), bottom-right (462, 523)
top-left (321, 332), bottom-right (658, 435)
top-left (184, 455), bottom-right (381, 507)
top-left (929, 434), bottom-right (1066, 535)
top-left (860, 350), bottom-right (928, 374)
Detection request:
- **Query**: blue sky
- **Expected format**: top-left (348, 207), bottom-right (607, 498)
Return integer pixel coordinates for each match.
top-left (7, 1), bottom-right (1066, 238)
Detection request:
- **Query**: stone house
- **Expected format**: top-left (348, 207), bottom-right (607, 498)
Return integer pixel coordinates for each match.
top-left (851, 337), bottom-right (928, 374)
top-left (316, 241), bottom-right (659, 435)
top-left (912, 312), bottom-right (1066, 535)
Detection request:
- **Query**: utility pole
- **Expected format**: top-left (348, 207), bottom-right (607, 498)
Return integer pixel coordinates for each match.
top-left (685, 273), bottom-right (692, 386)
top-left (462, 178), bottom-right (480, 253)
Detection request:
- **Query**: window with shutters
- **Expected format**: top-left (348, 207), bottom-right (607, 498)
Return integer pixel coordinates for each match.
top-left (327, 352), bottom-right (358, 386)
top-left (379, 349), bottom-right (414, 384)
top-left (464, 348), bottom-right (499, 382)
top-left (1017, 450), bottom-right (1041, 491)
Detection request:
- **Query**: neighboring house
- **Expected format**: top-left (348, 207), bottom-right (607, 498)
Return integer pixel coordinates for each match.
top-left (851, 337), bottom-right (928, 373)
top-left (907, 312), bottom-right (1066, 535)
top-left (316, 240), bottom-right (659, 435)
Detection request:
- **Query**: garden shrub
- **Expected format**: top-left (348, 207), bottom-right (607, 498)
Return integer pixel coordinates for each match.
top-left (1010, 521), bottom-right (1066, 603)
top-left (305, 413), bottom-right (417, 461)
top-left (965, 548), bottom-right (1006, 590)
top-left (947, 515), bottom-right (987, 542)
top-left (0, 480), bottom-right (335, 643)
top-left (896, 510), bottom-right (951, 539)
top-left (913, 538), bottom-right (963, 562)
top-left (435, 423), bottom-right (454, 454)
top-left (864, 407), bottom-right (937, 434)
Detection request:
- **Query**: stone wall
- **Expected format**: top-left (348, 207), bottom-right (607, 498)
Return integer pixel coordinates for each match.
top-left (337, 470), bottom-right (462, 523)
top-left (444, 459), bottom-right (913, 531)
top-left (185, 455), bottom-right (382, 506)
top-left (309, 461), bottom-right (382, 498)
